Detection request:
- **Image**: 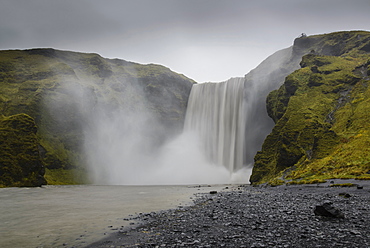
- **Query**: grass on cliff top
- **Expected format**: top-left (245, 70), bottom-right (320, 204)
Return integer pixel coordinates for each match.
top-left (301, 30), bottom-right (370, 56)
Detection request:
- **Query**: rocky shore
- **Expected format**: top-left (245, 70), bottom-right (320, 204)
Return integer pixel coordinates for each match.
top-left (88, 181), bottom-right (370, 248)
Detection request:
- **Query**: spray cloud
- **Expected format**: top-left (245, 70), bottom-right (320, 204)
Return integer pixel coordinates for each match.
top-left (45, 58), bottom-right (250, 185)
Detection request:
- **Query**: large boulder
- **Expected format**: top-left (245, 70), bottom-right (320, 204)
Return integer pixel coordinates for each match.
top-left (314, 201), bottom-right (345, 218)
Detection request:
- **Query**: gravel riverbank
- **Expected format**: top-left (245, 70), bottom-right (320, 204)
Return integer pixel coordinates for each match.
top-left (88, 181), bottom-right (370, 248)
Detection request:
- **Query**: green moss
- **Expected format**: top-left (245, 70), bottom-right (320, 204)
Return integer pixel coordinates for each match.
top-left (299, 178), bottom-right (327, 184)
top-left (270, 176), bottom-right (327, 186)
top-left (0, 114), bottom-right (46, 187)
top-left (356, 176), bottom-right (370, 180)
top-left (268, 178), bottom-right (285, 187)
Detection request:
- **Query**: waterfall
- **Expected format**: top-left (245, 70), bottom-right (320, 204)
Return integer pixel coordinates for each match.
top-left (184, 78), bottom-right (246, 173)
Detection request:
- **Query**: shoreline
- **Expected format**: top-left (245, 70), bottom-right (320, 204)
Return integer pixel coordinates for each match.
top-left (87, 181), bottom-right (370, 248)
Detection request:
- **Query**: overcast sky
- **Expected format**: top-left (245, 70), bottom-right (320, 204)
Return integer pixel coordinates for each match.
top-left (1, 0), bottom-right (369, 82)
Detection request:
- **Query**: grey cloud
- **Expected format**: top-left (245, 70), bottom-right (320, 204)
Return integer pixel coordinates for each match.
top-left (0, 0), bottom-right (121, 48)
top-left (0, 0), bottom-right (370, 82)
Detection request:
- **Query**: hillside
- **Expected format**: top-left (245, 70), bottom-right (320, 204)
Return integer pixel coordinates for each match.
top-left (0, 49), bottom-right (195, 186)
top-left (250, 31), bottom-right (370, 185)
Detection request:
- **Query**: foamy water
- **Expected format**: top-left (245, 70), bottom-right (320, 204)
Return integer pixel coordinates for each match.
top-left (0, 184), bottom-right (229, 248)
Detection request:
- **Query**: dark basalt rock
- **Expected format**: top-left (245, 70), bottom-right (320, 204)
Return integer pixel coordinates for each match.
top-left (314, 201), bottom-right (344, 218)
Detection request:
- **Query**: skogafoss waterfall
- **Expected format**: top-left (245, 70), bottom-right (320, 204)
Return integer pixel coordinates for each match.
top-left (184, 78), bottom-right (246, 173)
top-left (81, 76), bottom-right (250, 185)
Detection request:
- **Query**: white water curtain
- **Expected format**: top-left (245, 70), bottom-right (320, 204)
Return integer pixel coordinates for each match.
top-left (184, 78), bottom-right (246, 172)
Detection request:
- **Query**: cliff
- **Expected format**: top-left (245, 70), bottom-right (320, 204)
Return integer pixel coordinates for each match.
top-left (242, 44), bottom-right (310, 164)
top-left (250, 31), bottom-right (370, 185)
top-left (0, 49), bottom-right (195, 186)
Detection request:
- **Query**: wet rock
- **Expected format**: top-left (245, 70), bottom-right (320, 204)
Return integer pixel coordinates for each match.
top-left (314, 201), bottom-right (344, 218)
top-left (350, 230), bottom-right (361, 235)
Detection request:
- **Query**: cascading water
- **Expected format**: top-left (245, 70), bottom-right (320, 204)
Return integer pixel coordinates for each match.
top-left (184, 78), bottom-right (246, 173)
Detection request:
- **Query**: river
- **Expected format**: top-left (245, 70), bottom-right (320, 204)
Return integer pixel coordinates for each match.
top-left (0, 184), bottom-right (228, 248)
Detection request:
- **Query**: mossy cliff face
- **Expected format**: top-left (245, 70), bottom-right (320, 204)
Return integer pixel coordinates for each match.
top-left (240, 32), bottom-right (368, 166)
top-left (251, 31), bottom-right (370, 185)
top-left (0, 49), bottom-right (195, 186)
top-left (0, 114), bottom-right (46, 187)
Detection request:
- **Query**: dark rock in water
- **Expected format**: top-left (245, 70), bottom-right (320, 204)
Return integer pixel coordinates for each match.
top-left (357, 185), bottom-right (363, 189)
top-left (314, 201), bottom-right (344, 218)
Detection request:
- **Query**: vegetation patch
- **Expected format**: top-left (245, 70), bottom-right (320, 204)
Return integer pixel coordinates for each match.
top-left (286, 178), bottom-right (327, 185)
top-left (267, 178), bottom-right (285, 187)
top-left (0, 114), bottom-right (46, 187)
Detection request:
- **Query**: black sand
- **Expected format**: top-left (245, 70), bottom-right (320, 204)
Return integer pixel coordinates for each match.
top-left (87, 180), bottom-right (370, 248)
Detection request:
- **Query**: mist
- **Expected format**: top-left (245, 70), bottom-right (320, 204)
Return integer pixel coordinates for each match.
top-left (83, 100), bottom-right (249, 185)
